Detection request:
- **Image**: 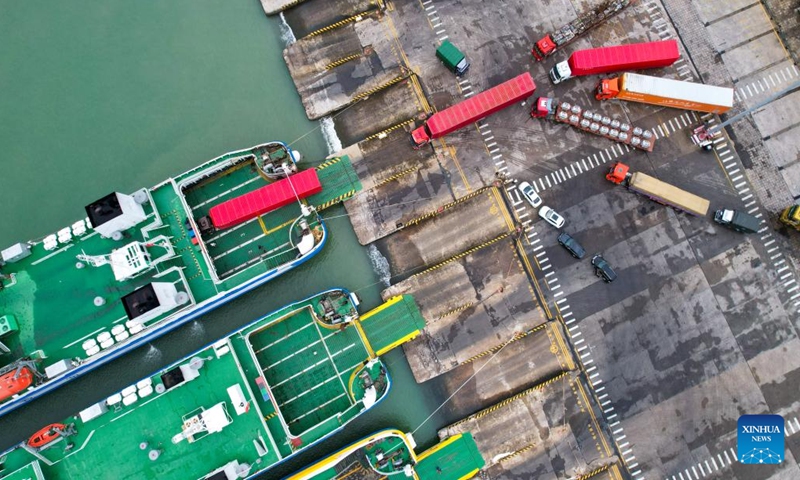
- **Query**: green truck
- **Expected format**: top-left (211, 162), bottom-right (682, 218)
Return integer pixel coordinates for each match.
top-left (436, 40), bottom-right (470, 76)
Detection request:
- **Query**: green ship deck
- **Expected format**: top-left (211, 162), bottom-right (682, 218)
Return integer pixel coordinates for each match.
top-left (0, 142), bottom-right (360, 416)
top-left (0, 289), bottom-right (424, 480)
top-left (286, 429), bottom-right (484, 480)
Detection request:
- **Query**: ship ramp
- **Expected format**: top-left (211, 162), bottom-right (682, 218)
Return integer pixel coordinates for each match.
top-left (358, 295), bottom-right (426, 357)
top-left (307, 155), bottom-right (362, 211)
top-left (414, 432), bottom-right (485, 480)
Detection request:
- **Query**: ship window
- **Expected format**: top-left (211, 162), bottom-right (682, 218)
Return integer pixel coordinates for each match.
top-left (84, 193), bottom-right (123, 228)
top-left (160, 367), bottom-right (185, 390)
top-left (122, 284), bottom-right (159, 320)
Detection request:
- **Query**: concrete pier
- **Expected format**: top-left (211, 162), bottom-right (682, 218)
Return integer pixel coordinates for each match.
top-left (259, 0), bottom-right (305, 16)
top-left (371, 187), bottom-right (515, 278)
top-left (283, 0), bottom-right (382, 40)
top-left (440, 371), bottom-right (620, 479)
top-left (382, 238), bottom-right (547, 382)
top-left (432, 321), bottom-right (574, 416)
top-left (283, 16), bottom-right (407, 120)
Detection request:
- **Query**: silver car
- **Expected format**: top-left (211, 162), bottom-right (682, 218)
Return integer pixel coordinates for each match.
top-left (539, 206), bottom-right (565, 228)
top-left (519, 181), bottom-right (542, 208)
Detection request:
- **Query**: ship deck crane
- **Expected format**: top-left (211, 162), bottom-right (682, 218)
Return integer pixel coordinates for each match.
top-left (691, 79), bottom-right (800, 150)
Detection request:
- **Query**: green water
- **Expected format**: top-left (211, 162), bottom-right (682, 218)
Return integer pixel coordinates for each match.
top-left (0, 1), bottom-right (448, 475)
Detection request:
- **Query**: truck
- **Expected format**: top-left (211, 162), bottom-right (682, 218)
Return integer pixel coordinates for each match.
top-left (549, 39), bottom-right (679, 84)
top-left (606, 162), bottom-right (710, 216)
top-left (596, 73), bottom-right (734, 114)
top-left (713, 209), bottom-right (761, 233)
top-left (411, 72), bottom-right (536, 147)
top-left (532, 97), bottom-right (655, 151)
top-left (436, 40), bottom-right (470, 76)
top-left (780, 205), bottom-right (800, 231)
top-left (532, 0), bottom-right (632, 61)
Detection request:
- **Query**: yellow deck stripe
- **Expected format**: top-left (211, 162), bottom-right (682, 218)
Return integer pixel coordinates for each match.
top-left (353, 320), bottom-right (376, 359)
top-left (359, 295), bottom-right (403, 321)
top-left (417, 433), bottom-right (462, 461)
top-left (374, 330), bottom-right (419, 356)
top-left (457, 468), bottom-right (481, 480)
top-left (257, 216), bottom-right (268, 235)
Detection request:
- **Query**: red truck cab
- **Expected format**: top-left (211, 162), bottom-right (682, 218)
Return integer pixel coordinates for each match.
top-left (596, 78), bottom-right (621, 100)
top-left (411, 124), bottom-right (432, 147)
top-left (606, 162), bottom-right (630, 184)
top-left (530, 97), bottom-right (555, 118)
top-left (532, 35), bottom-right (556, 61)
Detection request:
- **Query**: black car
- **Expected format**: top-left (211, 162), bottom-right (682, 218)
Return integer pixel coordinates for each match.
top-left (557, 233), bottom-right (585, 259)
top-left (591, 254), bottom-right (617, 283)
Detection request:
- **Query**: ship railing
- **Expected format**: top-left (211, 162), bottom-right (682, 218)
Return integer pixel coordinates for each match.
top-left (169, 178), bottom-right (222, 284)
top-left (140, 186), bottom-right (165, 238)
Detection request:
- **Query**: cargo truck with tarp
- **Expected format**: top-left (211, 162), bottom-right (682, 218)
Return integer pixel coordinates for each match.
top-left (596, 72), bottom-right (734, 113)
top-left (714, 209), bottom-right (761, 233)
top-left (411, 72), bottom-right (536, 146)
top-left (606, 162), bottom-right (710, 216)
top-left (436, 40), bottom-right (470, 76)
top-left (550, 39), bottom-right (680, 84)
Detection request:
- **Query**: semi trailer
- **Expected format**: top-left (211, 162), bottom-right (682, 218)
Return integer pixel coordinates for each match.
top-left (532, 97), bottom-right (655, 151)
top-left (596, 73), bottom-right (734, 113)
top-left (411, 72), bottom-right (536, 147)
top-left (606, 162), bottom-right (710, 216)
top-left (532, 0), bottom-right (632, 61)
top-left (549, 40), bottom-right (679, 84)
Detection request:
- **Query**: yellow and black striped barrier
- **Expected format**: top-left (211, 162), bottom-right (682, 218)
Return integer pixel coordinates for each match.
top-left (437, 302), bottom-right (474, 321)
top-left (576, 465), bottom-right (611, 480)
top-left (498, 443), bottom-right (535, 464)
top-left (411, 232), bottom-right (511, 279)
top-left (372, 166), bottom-right (418, 189)
top-left (264, 412), bottom-right (277, 421)
top-left (401, 186), bottom-right (490, 229)
top-left (351, 75), bottom-right (407, 102)
top-left (449, 372), bottom-right (568, 427)
top-left (306, 11), bottom-right (372, 38)
top-left (364, 118), bottom-right (415, 142)
top-left (316, 157), bottom-right (342, 170)
top-left (324, 53), bottom-right (362, 71)
top-left (315, 190), bottom-right (357, 211)
top-left (459, 323), bottom-right (547, 365)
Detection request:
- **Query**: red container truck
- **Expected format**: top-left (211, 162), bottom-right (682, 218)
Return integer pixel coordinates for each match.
top-left (549, 40), bottom-right (679, 84)
top-left (411, 73), bottom-right (536, 146)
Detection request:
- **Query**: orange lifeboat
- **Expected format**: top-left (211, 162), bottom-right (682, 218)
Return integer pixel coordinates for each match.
top-left (0, 366), bottom-right (33, 403)
top-left (27, 423), bottom-right (67, 448)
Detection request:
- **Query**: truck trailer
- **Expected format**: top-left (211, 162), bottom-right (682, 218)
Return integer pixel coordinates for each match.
top-left (606, 162), bottom-right (710, 216)
top-left (596, 73), bottom-right (734, 114)
top-left (532, 0), bottom-right (632, 61)
top-left (532, 97), bottom-right (655, 151)
top-left (549, 40), bottom-right (679, 84)
top-left (411, 72), bottom-right (536, 146)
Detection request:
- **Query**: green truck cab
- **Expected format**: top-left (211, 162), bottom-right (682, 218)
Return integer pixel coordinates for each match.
top-left (436, 40), bottom-right (470, 76)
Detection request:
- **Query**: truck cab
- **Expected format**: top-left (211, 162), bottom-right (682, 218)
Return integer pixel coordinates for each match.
top-left (532, 35), bottom-right (556, 61)
top-left (595, 77), bottom-right (621, 100)
top-left (781, 205), bottom-right (800, 230)
top-left (549, 61), bottom-right (572, 84)
top-left (530, 97), bottom-right (555, 119)
top-left (411, 124), bottom-right (432, 148)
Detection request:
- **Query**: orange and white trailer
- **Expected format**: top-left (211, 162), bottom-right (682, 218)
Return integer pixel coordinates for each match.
top-left (595, 72), bottom-right (734, 114)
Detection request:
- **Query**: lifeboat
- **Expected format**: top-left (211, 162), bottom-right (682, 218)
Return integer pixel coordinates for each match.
top-left (27, 423), bottom-right (67, 448)
top-left (0, 366), bottom-right (34, 403)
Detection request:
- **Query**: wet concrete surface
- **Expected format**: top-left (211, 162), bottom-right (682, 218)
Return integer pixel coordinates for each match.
top-left (372, 187), bottom-right (513, 278)
top-left (432, 321), bottom-right (575, 418)
top-left (383, 239), bottom-right (546, 382)
top-left (439, 371), bottom-right (620, 479)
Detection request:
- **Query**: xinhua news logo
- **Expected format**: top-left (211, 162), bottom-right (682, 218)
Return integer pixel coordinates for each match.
top-left (738, 414), bottom-right (784, 464)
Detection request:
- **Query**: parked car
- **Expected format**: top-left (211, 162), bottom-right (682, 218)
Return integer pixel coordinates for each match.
top-left (538, 206), bottom-right (565, 228)
top-left (557, 233), bottom-right (585, 259)
top-left (591, 254), bottom-right (617, 283)
top-left (519, 182), bottom-right (542, 208)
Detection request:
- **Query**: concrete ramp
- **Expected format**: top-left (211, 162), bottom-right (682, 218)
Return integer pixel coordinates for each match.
top-left (283, 17), bottom-right (407, 120)
top-left (382, 239), bottom-right (548, 382)
top-left (372, 187), bottom-right (514, 277)
top-left (283, 0), bottom-right (382, 40)
top-left (341, 130), bottom-right (454, 244)
top-left (434, 321), bottom-right (575, 416)
top-left (440, 372), bottom-right (620, 479)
